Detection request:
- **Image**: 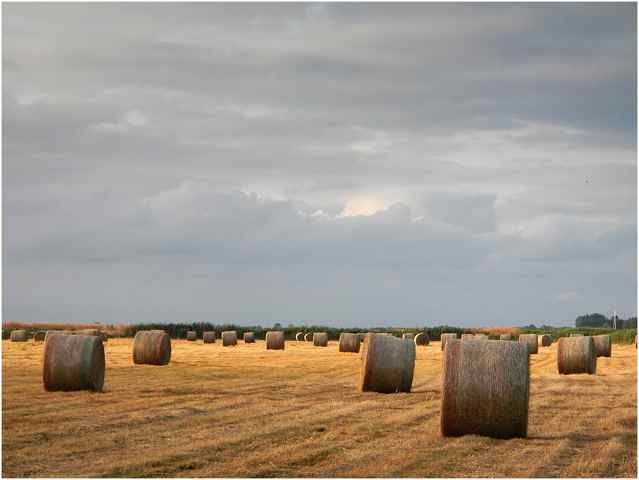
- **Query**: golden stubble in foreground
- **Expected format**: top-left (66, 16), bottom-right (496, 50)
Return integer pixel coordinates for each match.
top-left (2, 338), bottom-right (637, 477)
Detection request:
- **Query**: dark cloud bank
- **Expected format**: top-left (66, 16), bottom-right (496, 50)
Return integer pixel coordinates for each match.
top-left (3, 3), bottom-right (636, 327)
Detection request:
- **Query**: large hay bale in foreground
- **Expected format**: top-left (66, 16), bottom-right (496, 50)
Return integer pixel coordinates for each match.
top-left (10, 330), bottom-right (27, 342)
top-left (265, 331), bottom-right (285, 350)
top-left (440, 333), bottom-right (457, 351)
top-left (441, 339), bottom-right (529, 439)
top-left (222, 331), bottom-right (237, 346)
top-left (313, 332), bottom-right (328, 347)
top-left (243, 332), bottom-right (255, 343)
top-left (402, 333), bottom-right (415, 340)
top-left (539, 334), bottom-right (552, 347)
top-left (557, 336), bottom-right (596, 374)
top-left (186, 331), bottom-right (197, 341)
top-left (44, 330), bottom-right (66, 342)
top-left (499, 333), bottom-right (512, 341)
top-left (339, 333), bottom-right (361, 353)
top-left (133, 330), bottom-right (171, 365)
top-left (304, 332), bottom-right (313, 342)
top-left (295, 332), bottom-right (305, 341)
top-left (414, 332), bottom-right (429, 346)
top-left (43, 334), bottom-right (105, 391)
top-left (592, 335), bottom-right (611, 358)
top-left (203, 331), bottom-right (216, 343)
top-left (359, 334), bottom-right (415, 393)
top-left (518, 334), bottom-right (538, 354)
top-left (33, 331), bottom-right (46, 342)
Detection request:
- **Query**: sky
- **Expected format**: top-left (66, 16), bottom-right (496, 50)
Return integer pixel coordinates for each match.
top-left (2, 3), bottom-right (637, 328)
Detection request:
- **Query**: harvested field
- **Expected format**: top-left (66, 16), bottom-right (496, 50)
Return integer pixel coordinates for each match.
top-left (2, 339), bottom-right (637, 477)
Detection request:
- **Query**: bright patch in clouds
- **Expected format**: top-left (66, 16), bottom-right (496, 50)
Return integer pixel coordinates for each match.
top-left (341, 196), bottom-right (388, 217)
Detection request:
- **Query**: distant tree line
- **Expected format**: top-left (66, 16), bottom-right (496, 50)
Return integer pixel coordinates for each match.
top-left (575, 313), bottom-right (636, 329)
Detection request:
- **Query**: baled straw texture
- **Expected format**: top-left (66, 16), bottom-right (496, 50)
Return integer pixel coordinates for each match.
top-left (313, 332), bottom-right (328, 347)
top-left (592, 335), bottom-right (611, 358)
top-left (243, 332), bottom-right (256, 343)
top-left (33, 331), bottom-right (46, 342)
top-left (222, 330), bottom-right (238, 346)
top-left (265, 331), bottom-right (285, 350)
top-left (440, 333), bottom-right (457, 351)
top-left (557, 336), bottom-right (596, 374)
top-left (539, 334), bottom-right (552, 347)
top-left (10, 330), bottom-right (27, 342)
top-left (441, 339), bottom-right (529, 439)
top-left (518, 334), bottom-right (538, 354)
top-left (499, 333), bottom-right (512, 341)
top-left (133, 330), bottom-right (171, 365)
top-left (43, 334), bottom-right (105, 391)
top-left (186, 331), bottom-right (197, 341)
top-left (359, 335), bottom-right (415, 393)
top-left (295, 332), bottom-right (305, 341)
top-left (203, 331), bottom-right (216, 343)
top-left (402, 333), bottom-right (415, 340)
top-left (338, 333), bottom-right (361, 353)
top-left (414, 332), bottom-right (429, 346)
top-left (304, 332), bottom-right (314, 342)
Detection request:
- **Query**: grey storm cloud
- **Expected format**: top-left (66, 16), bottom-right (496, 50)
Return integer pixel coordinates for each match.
top-left (3, 3), bottom-right (636, 326)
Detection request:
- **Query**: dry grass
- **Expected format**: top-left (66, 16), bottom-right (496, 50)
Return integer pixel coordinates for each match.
top-left (2, 339), bottom-right (636, 477)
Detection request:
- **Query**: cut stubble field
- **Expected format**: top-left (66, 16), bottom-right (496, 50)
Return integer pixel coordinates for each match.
top-left (2, 338), bottom-right (637, 477)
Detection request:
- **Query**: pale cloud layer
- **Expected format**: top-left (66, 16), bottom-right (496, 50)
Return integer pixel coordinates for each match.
top-left (3, 3), bottom-right (636, 327)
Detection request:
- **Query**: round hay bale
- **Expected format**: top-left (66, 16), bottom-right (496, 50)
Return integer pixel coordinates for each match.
top-left (359, 333), bottom-right (369, 342)
top-left (304, 332), bottom-right (313, 342)
top-left (295, 332), bottom-right (305, 341)
top-left (186, 331), bottom-right (197, 341)
top-left (43, 334), bottom-right (105, 391)
top-left (499, 333), bottom-right (512, 341)
top-left (475, 334), bottom-right (488, 340)
top-left (243, 332), bottom-right (255, 343)
top-left (222, 330), bottom-right (238, 347)
top-left (313, 332), bottom-right (328, 347)
top-left (461, 333), bottom-right (475, 341)
top-left (441, 339), bottom-right (529, 439)
top-left (414, 332), bottom-right (429, 346)
top-left (557, 336), bottom-right (596, 374)
top-left (339, 333), bottom-right (361, 353)
top-left (10, 330), bottom-right (27, 342)
top-left (359, 335), bottom-right (415, 393)
top-left (203, 331), bottom-right (216, 343)
top-left (539, 334), bottom-right (552, 347)
top-left (518, 334), bottom-right (538, 354)
top-left (440, 333), bottom-right (457, 351)
top-left (570, 333), bottom-right (583, 337)
top-left (592, 335), bottom-right (611, 358)
top-left (402, 333), bottom-right (415, 340)
top-left (133, 330), bottom-right (171, 365)
top-left (44, 330), bottom-right (67, 342)
top-left (33, 331), bottom-right (46, 342)
top-left (265, 331), bottom-right (285, 350)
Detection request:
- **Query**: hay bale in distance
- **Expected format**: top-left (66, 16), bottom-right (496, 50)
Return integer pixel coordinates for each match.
top-left (265, 331), bottom-right (285, 350)
top-left (304, 332), bottom-right (313, 342)
top-left (414, 332), bottom-right (429, 346)
top-left (186, 331), bottom-right (197, 341)
top-left (44, 330), bottom-right (66, 342)
top-left (339, 333), bottom-right (361, 353)
top-left (203, 331), bottom-right (216, 343)
top-left (43, 334), bottom-right (105, 391)
top-left (499, 333), bottom-right (512, 341)
top-left (441, 339), bottom-right (529, 439)
top-left (133, 330), bottom-right (171, 365)
top-left (440, 333), bottom-right (457, 351)
top-left (313, 332), bottom-right (328, 347)
top-left (402, 333), bottom-right (415, 340)
top-left (592, 335), bottom-right (611, 358)
top-left (518, 334), bottom-right (538, 354)
top-left (359, 335), bottom-right (415, 393)
top-left (244, 332), bottom-right (255, 343)
top-left (33, 331), bottom-right (46, 342)
top-left (222, 330), bottom-right (238, 347)
top-left (539, 334), bottom-right (552, 347)
top-left (570, 333), bottom-right (584, 337)
top-left (474, 334), bottom-right (488, 340)
top-left (461, 333), bottom-right (475, 341)
top-left (557, 336), bottom-right (596, 374)
top-left (295, 332), bottom-right (305, 341)
top-left (10, 330), bottom-right (27, 342)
